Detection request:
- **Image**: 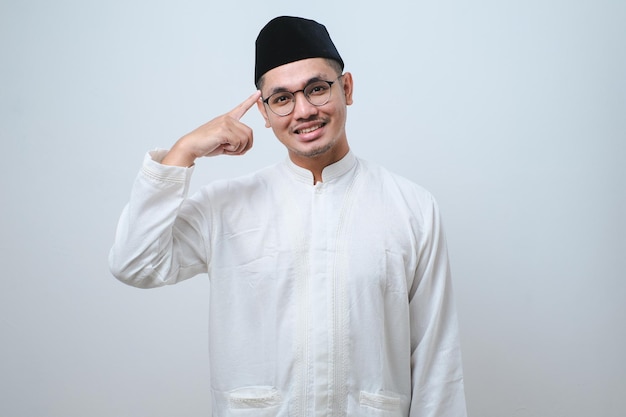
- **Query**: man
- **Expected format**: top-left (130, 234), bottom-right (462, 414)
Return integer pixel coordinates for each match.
top-left (110, 16), bottom-right (467, 417)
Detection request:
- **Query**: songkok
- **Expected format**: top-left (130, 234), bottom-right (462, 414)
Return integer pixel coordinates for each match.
top-left (255, 16), bottom-right (344, 84)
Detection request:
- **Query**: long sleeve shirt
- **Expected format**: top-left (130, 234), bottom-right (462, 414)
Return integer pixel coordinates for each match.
top-left (109, 149), bottom-right (467, 417)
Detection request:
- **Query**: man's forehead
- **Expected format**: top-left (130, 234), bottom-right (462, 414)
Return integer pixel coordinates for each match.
top-left (261, 58), bottom-right (336, 90)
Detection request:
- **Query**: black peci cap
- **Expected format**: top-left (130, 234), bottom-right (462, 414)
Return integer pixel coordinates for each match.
top-left (255, 16), bottom-right (344, 84)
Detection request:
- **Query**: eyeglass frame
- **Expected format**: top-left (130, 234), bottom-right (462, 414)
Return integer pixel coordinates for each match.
top-left (261, 75), bottom-right (344, 117)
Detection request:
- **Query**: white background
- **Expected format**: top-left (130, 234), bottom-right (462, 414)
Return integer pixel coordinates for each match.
top-left (1, 1), bottom-right (624, 416)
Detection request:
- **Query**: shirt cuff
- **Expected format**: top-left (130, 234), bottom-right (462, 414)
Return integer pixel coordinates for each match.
top-left (141, 148), bottom-right (195, 184)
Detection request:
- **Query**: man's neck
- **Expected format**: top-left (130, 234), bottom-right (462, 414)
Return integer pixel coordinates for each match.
top-left (288, 146), bottom-right (350, 184)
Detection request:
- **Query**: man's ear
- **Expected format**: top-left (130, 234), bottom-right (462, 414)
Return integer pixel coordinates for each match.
top-left (256, 99), bottom-right (271, 128)
top-left (342, 72), bottom-right (354, 106)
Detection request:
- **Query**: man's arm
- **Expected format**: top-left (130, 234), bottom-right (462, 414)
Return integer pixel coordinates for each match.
top-left (108, 150), bottom-right (203, 288)
top-left (408, 196), bottom-right (468, 417)
top-left (108, 92), bottom-right (262, 287)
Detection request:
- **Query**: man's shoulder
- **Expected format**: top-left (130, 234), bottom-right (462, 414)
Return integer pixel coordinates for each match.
top-left (355, 157), bottom-right (436, 202)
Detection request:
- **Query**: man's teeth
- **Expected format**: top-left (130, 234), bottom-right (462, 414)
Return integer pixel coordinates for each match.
top-left (298, 125), bottom-right (322, 134)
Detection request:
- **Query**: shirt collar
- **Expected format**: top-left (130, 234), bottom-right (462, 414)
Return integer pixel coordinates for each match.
top-left (285, 151), bottom-right (357, 184)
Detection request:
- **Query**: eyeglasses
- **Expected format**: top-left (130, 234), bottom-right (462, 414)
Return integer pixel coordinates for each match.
top-left (262, 76), bottom-right (343, 116)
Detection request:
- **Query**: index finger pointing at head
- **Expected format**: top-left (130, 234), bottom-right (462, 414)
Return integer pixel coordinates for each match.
top-left (229, 90), bottom-right (262, 120)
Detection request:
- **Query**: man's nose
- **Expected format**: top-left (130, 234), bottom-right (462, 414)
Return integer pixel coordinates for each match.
top-left (292, 91), bottom-right (318, 119)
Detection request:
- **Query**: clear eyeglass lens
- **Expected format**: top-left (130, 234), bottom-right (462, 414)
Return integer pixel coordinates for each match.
top-left (268, 81), bottom-right (333, 116)
top-left (304, 81), bottom-right (332, 105)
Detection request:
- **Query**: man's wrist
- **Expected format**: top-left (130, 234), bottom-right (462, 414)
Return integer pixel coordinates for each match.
top-left (161, 141), bottom-right (196, 167)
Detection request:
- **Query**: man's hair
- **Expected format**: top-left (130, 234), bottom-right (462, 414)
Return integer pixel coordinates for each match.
top-left (255, 58), bottom-right (344, 91)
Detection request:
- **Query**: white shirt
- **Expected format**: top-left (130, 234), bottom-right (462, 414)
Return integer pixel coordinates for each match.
top-left (109, 150), bottom-right (467, 417)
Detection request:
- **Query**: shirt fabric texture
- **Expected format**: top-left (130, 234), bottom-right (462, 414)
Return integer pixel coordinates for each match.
top-left (109, 149), bottom-right (467, 417)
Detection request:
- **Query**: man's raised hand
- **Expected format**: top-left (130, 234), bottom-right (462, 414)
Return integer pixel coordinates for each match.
top-left (162, 91), bottom-right (262, 167)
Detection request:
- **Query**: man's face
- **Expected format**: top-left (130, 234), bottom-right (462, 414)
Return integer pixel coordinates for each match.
top-left (257, 58), bottom-right (353, 168)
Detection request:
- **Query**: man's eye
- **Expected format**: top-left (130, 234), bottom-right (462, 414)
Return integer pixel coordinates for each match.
top-left (308, 83), bottom-right (329, 95)
top-left (271, 94), bottom-right (292, 105)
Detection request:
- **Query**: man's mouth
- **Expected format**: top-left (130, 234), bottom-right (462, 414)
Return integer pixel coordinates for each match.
top-left (295, 123), bottom-right (325, 135)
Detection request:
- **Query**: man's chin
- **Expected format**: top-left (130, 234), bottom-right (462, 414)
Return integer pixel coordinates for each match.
top-left (295, 142), bottom-right (333, 159)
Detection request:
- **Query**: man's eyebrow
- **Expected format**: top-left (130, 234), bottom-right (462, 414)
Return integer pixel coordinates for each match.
top-left (268, 86), bottom-right (290, 95)
top-left (267, 75), bottom-right (328, 96)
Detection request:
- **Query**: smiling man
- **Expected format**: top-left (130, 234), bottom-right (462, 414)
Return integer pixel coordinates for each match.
top-left (257, 58), bottom-right (351, 179)
top-left (110, 16), bottom-right (467, 417)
